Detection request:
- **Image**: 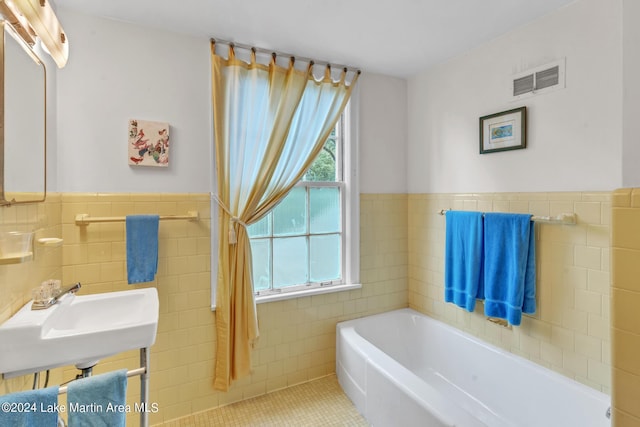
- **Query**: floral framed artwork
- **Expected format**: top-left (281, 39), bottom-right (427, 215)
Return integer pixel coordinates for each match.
top-left (128, 119), bottom-right (170, 167)
top-left (479, 107), bottom-right (526, 154)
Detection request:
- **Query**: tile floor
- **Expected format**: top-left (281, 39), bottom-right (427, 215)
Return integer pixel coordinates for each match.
top-left (157, 375), bottom-right (369, 426)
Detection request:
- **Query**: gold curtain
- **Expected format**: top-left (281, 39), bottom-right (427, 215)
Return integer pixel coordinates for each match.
top-left (211, 41), bottom-right (359, 390)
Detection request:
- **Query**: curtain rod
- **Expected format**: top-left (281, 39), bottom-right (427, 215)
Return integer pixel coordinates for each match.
top-left (211, 37), bottom-right (361, 74)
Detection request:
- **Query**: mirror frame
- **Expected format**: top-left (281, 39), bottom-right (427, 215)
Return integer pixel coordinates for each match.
top-left (0, 20), bottom-right (46, 205)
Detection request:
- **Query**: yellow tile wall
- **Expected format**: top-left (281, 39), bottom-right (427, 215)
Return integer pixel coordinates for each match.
top-left (57, 193), bottom-right (212, 426)
top-left (0, 194), bottom-right (63, 395)
top-left (56, 193), bottom-right (406, 426)
top-left (1, 190), bottom-right (621, 425)
top-left (408, 192), bottom-right (611, 393)
top-left (612, 188), bottom-right (640, 426)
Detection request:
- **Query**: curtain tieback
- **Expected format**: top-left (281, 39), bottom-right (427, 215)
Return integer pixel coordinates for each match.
top-left (213, 194), bottom-right (248, 244)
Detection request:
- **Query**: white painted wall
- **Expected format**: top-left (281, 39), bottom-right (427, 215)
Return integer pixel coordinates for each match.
top-left (407, 0), bottom-right (623, 193)
top-left (622, 0), bottom-right (640, 187)
top-left (56, 9), bottom-right (212, 193)
top-left (357, 73), bottom-right (408, 193)
top-left (54, 9), bottom-right (408, 194)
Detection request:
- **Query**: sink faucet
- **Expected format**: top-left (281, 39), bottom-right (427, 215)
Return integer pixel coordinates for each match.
top-left (31, 282), bottom-right (82, 310)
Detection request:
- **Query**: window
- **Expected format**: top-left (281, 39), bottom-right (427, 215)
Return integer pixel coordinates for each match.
top-left (210, 104), bottom-right (359, 308)
top-left (249, 112), bottom-right (348, 297)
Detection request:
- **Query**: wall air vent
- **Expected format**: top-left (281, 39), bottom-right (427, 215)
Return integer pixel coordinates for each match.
top-left (535, 65), bottom-right (560, 90)
top-left (511, 59), bottom-right (565, 100)
top-left (513, 74), bottom-right (535, 96)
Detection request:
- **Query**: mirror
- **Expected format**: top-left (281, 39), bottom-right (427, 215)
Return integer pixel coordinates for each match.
top-left (0, 21), bottom-right (46, 205)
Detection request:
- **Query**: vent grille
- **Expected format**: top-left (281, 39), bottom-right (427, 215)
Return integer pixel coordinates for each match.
top-left (535, 65), bottom-right (559, 90)
top-left (511, 59), bottom-right (565, 99)
top-left (513, 74), bottom-right (534, 96)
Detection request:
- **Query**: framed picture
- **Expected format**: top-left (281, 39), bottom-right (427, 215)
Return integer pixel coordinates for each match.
top-left (128, 119), bottom-right (170, 167)
top-left (479, 106), bottom-right (526, 154)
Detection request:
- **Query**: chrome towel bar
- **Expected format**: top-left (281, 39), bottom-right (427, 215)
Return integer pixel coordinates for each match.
top-left (57, 367), bottom-right (146, 395)
top-left (438, 209), bottom-right (576, 225)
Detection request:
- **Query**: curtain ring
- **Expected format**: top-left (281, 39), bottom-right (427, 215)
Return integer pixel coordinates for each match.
top-left (339, 67), bottom-right (347, 84)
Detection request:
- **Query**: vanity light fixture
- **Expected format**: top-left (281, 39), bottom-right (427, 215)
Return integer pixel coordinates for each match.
top-left (11, 0), bottom-right (68, 67)
top-left (0, 0), bottom-right (35, 45)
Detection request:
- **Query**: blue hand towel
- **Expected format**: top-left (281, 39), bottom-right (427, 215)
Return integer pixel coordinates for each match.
top-left (483, 213), bottom-right (536, 325)
top-left (444, 211), bottom-right (484, 312)
top-left (67, 369), bottom-right (128, 427)
top-left (0, 386), bottom-right (59, 427)
top-left (126, 214), bottom-right (159, 284)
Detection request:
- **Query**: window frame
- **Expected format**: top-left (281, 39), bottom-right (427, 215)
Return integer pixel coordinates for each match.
top-left (251, 181), bottom-right (345, 296)
top-left (210, 98), bottom-right (360, 310)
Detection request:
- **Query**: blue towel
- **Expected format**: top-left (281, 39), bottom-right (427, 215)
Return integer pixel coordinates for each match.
top-left (67, 369), bottom-right (128, 427)
top-left (444, 211), bottom-right (484, 312)
top-left (126, 215), bottom-right (159, 284)
top-left (483, 213), bottom-right (536, 325)
top-left (0, 386), bottom-right (59, 427)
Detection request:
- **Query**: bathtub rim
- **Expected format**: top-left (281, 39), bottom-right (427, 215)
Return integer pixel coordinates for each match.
top-left (337, 307), bottom-right (611, 425)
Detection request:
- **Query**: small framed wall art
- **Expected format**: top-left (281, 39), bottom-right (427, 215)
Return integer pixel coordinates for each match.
top-left (128, 119), bottom-right (170, 167)
top-left (479, 107), bottom-right (526, 154)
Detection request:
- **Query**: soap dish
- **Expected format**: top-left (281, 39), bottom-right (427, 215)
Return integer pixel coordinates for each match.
top-left (37, 237), bottom-right (64, 247)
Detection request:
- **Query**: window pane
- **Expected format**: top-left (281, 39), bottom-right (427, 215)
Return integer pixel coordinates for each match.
top-left (304, 128), bottom-right (336, 182)
top-left (273, 187), bottom-right (307, 236)
top-left (273, 237), bottom-right (308, 287)
top-left (250, 239), bottom-right (271, 291)
top-left (310, 234), bottom-right (341, 283)
top-left (248, 213), bottom-right (271, 238)
top-left (310, 187), bottom-right (340, 233)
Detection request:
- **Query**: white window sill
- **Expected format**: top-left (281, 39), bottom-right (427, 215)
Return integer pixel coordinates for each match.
top-left (210, 283), bottom-right (362, 311)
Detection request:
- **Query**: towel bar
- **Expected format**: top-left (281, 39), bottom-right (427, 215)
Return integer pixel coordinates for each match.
top-left (57, 367), bottom-right (146, 394)
top-left (54, 348), bottom-right (151, 427)
top-left (75, 211), bottom-right (199, 226)
top-left (438, 209), bottom-right (576, 225)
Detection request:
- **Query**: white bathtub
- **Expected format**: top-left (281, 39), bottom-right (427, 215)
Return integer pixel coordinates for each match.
top-left (336, 308), bottom-right (611, 427)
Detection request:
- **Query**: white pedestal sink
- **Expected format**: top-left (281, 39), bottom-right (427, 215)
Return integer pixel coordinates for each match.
top-left (0, 287), bottom-right (159, 378)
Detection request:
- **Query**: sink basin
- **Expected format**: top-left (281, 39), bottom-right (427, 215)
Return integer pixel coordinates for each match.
top-left (0, 287), bottom-right (159, 378)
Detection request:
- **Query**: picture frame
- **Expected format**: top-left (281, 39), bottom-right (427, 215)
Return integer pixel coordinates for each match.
top-left (479, 106), bottom-right (526, 154)
top-left (128, 119), bottom-right (170, 167)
